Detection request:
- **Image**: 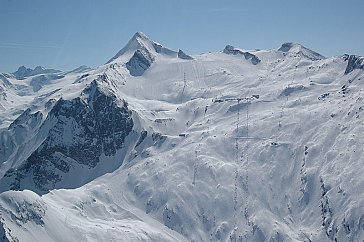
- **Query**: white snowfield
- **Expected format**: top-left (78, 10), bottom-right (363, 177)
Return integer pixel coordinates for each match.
top-left (0, 32), bottom-right (363, 242)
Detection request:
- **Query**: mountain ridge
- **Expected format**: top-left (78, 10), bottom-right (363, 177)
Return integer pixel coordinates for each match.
top-left (2, 32), bottom-right (363, 76)
top-left (12, 66), bottom-right (61, 80)
top-left (0, 32), bottom-right (363, 242)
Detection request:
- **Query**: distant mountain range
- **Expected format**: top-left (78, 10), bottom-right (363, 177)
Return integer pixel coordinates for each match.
top-left (0, 32), bottom-right (363, 242)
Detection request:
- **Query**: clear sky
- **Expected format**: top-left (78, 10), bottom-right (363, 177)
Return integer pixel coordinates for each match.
top-left (1, 0), bottom-right (363, 73)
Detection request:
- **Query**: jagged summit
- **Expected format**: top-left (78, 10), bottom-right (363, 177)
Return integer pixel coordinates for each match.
top-left (107, 32), bottom-right (177, 64)
top-left (107, 32), bottom-right (194, 76)
top-left (12, 65), bottom-right (61, 80)
top-left (107, 32), bottom-right (152, 64)
top-left (1, 32), bottom-right (364, 242)
top-left (107, 32), bottom-right (194, 64)
top-left (278, 42), bottom-right (325, 60)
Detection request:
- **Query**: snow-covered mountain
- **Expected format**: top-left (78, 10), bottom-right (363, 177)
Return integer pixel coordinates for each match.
top-left (0, 32), bottom-right (363, 242)
top-left (12, 66), bottom-right (61, 80)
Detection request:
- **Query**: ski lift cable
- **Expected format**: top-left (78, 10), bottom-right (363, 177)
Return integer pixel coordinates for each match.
top-left (192, 149), bottom-right (198, 185)
top-left (180, 72), bottom-right (187, 104)
top-left (233, 98), bottom-right (240, 231)
top-left (244, 99), bottom-right (251, 235)
top-left (277, 55), bottom-right (302, 135)
top-left (210, 93), bottom-right (257, 238)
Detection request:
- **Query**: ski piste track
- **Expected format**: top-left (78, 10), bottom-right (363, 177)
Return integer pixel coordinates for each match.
top-left (0, 32), bottom-right (363, 241)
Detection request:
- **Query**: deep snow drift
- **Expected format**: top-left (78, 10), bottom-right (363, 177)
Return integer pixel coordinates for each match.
top-left (0, 32), bottom-right (363, 242)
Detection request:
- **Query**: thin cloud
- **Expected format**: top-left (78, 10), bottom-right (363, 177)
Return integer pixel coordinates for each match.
top-left (0, 42), bottom-right (62, 50)
top-left (197, 7), bottom-right (248, 14)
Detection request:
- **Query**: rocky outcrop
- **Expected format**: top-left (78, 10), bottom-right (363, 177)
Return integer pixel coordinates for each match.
top-left (278, 42), bottom-right (325, 61)
top-left (126, 48), bottom-right (155, 76)
top-left (223, 45), bottom-right (261, 65)
top-left (0, 79), bottom-right (134, 193)
top-left (178, 49), bottom-right (193, 60)
top-left (0, 74), bottom-right (12, 88)
top-left (0, 222), bottom-right (10, 242)
top-left (344, 55), bottom-right (364, 74)
top-left (152, 42), bottom-right (177, 56)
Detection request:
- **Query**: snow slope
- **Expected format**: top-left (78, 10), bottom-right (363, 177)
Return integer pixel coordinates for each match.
top-left (0, 32), bottom-right (363, 242)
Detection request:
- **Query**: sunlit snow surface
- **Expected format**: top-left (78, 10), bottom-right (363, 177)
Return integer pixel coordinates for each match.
top-left (0, 33), bottom-right (363, 241)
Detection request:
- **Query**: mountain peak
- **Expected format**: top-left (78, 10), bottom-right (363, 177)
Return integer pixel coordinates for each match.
top-left (223, 45), bottom-right (261, 65)
top-left (128, 31), bottom-right (152, 48)
top-left (107, 32), bottom-right (160, 64)
top-left (278, 42), bottom-right (301, 52)
top-left (278, 42), bottom-right (325, 60)
top-left (12, 66), bottom-right (61, 80)
top-left (132, 31), bottom-right (148, 40)
top-left (107, 32), bottom-right (184, 64)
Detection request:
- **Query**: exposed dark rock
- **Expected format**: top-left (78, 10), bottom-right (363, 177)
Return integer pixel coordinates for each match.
top-left (0, 110), bottom-right (43, 174)
top-left (223, 45), bottom-right (261, 65)
top-left (340, 85), bottom-right (348, 94)
top-left (135, 130), bottom-right (148, 148)
top-left (152, 42), bottom-right (176, 56)
top-left (8, 109), bottom-right (43, 130)
top-left (0, 222), bottom-right (10, 242)
top-left (178, 50), bottom-right (193, 60)
top-left (278, 42), bottom-right (325, 60)
top-left (318, 93), bottom-right (330, 100)
top-left (278, 43), bottom-right (298, 52)
top-left (126, 48), bottom-right (155, 76)
top-left (1, 79), bottom-right (134, 193)
top-left (163, 206), bottom-right (182, 232)
top-left (344, 55), bottom-right (364, 74)
top-left (151, 132), bottom-right (166, 147)
top-left (0, 74), bottom-right (12, 88)
top-left (0, 131), bottom-right (16, 167)
top-left (280, 85), bottom-right (306, 97)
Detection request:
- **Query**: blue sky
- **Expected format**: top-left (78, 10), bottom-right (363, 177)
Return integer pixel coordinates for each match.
top-left (1, 0), bottom-right (363, 72)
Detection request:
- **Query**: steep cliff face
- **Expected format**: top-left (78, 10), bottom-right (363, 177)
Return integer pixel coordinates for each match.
top-left (0, 79), bottom-right (134, 193)
top-left (0, 33), bottom-right (363, 242)
top-left (108, 32), bottom-right (193, 77)
top-left (126, 48), bottom-right (155, 76)
top-left (0, 222), bottom-right (10, 242)
top-left (0, 109), bottom-right (44, 181)
top-left (344, 55), bottom-right (364, 74)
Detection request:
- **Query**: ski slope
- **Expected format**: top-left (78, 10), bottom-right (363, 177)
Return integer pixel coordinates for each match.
top-left (0, 32), bottom-right (363, 241)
